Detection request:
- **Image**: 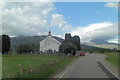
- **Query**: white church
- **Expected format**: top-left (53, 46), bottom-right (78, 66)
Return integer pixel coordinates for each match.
top-left (39, 31), bottom-right (61, 53)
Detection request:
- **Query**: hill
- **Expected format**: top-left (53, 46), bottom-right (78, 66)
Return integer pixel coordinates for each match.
top-left (80, 44), bottom-right (115, 53)
top-left (10, 35), bottom-right (64, 51)
top-left (83, 39), bottom-right (119, 50)
top-left (10, 35), bottom-right (117, 53)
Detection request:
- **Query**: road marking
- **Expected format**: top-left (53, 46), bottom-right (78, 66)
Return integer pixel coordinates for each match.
top-left (102, 63), bottom-right (118, 79)
top-left (59, 70), bottom-right (68, 78)
top-left (57, 60), bottom-right (77, 79)
top-left (98, 61), bottom-right (118, 79)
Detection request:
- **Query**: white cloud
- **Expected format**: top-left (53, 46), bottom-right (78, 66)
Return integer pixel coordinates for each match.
top-left (51, 14), bottom-right (67, 28)
top-left (71, 22), bottom-right (118, 42)
top-left (96, 11), bottom-right (101, 14)
top-left (62, 24), bottom-right (74, 32)
top-left (55, 34), bottom-right (65, 39)
top-left (1, 2), bottom-right (118, 44)
top-left (108, 38), bottom-right (119, 43)
top-left (68, 16), bottom-right (71, 19)
top-left (2, 2), bottom-right (55, 36)
top-left (1, 2), bottom-right (71, 38)
top-left (104, 2), bottom-right (118, 8)
top-left (0, 2), bottom-right (2, 35)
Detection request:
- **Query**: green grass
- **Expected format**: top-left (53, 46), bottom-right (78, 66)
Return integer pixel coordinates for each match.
top-left (104, 52), bottom-right (119, 68)
top-left (0, 55), bottom-right (2, 79)
top-left (2, 54), bottom-right (79, 78)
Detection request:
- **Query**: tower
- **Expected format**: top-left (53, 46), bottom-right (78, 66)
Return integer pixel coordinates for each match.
top-left (48, 31), bottom-right (51, 36)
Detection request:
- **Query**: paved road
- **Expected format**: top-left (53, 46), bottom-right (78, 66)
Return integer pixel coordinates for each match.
top-left (55, 53), bottom-right (118, 78)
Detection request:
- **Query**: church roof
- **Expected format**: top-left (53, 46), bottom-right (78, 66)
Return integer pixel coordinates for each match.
top-left (40, 31), bottom-right (64, 43)
top-left (40, 35), bottom-right (64, 43)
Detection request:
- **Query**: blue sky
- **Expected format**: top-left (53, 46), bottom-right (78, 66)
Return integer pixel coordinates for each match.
top-left (54, 2), bottom-right (118, 27)
top-left (2, 2), bottom-right (118, 43)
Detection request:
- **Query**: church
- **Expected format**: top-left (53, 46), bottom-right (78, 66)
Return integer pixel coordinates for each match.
top-left (39, 31), bottom-right (61, 53)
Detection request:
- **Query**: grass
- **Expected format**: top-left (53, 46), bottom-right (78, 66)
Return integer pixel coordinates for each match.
top-left (0, 55), bottom-right (2, 79)
top-left (2, 54), bottom-right (79, 78)
top-left (103, 52), bottom-right (119, 68)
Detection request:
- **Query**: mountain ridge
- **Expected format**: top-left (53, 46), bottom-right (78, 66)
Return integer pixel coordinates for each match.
top-left (83, 39), bottom-right (119, 49)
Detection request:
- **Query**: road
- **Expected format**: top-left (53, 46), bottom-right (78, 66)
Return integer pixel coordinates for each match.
top-left (55, 53), bottom-right (118, 79)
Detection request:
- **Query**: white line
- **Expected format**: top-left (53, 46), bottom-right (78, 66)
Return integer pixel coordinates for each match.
top-left (58, 61), bottom-right (76, 79)
top-left (101, 62), bottom-right (118, 79)
top-left (58, 70), bottom-right (68, 78)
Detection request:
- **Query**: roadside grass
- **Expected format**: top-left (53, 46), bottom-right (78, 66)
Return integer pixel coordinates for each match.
top-left (104, 52), bottom-right (118, 68)
top-left (0, 55), bottom-right (2, 79)
top-left (2, 54), bottom-right (79, 78)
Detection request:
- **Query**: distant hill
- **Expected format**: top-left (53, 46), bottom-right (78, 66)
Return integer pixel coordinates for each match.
top-left (10, 35), bottom-right (117, 52)
top-left (80, 44), bottom-right (113, 53)
top-left (83, 39), bottom-right (119, 49)
top-left (91, 39), bottom-right (109, 44)
top-left (10, 35), bottom-right (64, 51)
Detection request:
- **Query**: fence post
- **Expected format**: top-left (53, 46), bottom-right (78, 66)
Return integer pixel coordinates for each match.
top-left (18, 64), bottom-right (22, 75)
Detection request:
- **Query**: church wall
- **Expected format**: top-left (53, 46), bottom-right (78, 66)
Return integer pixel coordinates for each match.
top-left (40, 36), bottom-right (61, 52)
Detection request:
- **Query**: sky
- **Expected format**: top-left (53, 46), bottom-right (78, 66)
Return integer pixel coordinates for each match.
top-left (1, 2), bottom-right (119, 43)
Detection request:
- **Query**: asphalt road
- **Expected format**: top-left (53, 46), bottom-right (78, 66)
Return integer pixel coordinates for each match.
top-left (56, 53), bottom-right (118, 78)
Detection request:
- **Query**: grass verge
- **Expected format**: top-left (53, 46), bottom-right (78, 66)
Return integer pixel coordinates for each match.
top-left (0, 55), bottom-right (2, 79)
top-left (2, 54), bottom-right (79, 78)
top-left (104, 52), bottom-right (118, 68)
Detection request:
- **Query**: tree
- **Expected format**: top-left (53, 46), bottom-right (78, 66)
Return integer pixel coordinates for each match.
top-left (59, 33), bottom-right (81, 56)
top-left (2, 34), bottom-right (10, 54)
top-left (0, 36), bottom-right (1, 53)
top-left (65, 33), bottom-right (80, 50)
top-left (72, 36), bottom-right (80, 50)
top-left (59, 42), bottom-right (77, 55)
top-left (65, 33), bottom-right (71, 42)
top-left (18, 44), bottom-right (33, 54)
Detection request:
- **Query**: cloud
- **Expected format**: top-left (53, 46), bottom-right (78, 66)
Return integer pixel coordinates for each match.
top-left (68, 16), bottom-right (71, 19)
top-left (104, 2), bottom-right (118, 8)
top-left (1, 2), bottom-right (70, 38)
top-left (62, 24), bottom-right (74, 32)
top-left (71, 22), bottom-right (118, 42)
top-left (96, 11), bottom-right (101, 14)
top-left (51, 14), bottom-right (67, 28)
top-left (108, 38), bottom-right (119, 43)
top-left (1, 2), bottom-right (118, 43)
top-left (55, 34), bottom-right (65, 39)
top-left (0, 3), bottom-right (2, 35)
top-left (2, 2), bottom-right (55, 36)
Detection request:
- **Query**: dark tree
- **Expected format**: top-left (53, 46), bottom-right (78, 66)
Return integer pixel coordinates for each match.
top-left (65, 33), bottom-right (71, 42)
top-left (2, 34), bottom-right (10, 54)
top-left (18, 44), bottom-right (33, 54)
top-left (59, 42), bottom-right (77, 55)
top-left (65, 33), bottom-right (80, 50)
top-left (72, 36), bottom-right (80, 50)
top-left (0, 36), bottom-right (1, 53)
top-left (59, 33), bottom-right (81, 56)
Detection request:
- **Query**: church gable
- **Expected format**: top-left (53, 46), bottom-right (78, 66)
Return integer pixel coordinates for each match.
top-left (44, 36), bottom-right (61, 44)
top-left (39, 31), bottom-right (61, 53)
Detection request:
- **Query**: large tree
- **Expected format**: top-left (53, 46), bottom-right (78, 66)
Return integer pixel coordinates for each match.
top-left (18, 44), bottom-right (33, 54)
top-left (0, 36), bottom-right (2, 53)
top-left (72, 36), bottom-right (80, 50)
top-left (59, 42), bottom-right (77, 55)
top-left (65, 33), bottom-right (80, 50)
top-left (2, 34), bottom-right (10, 54)
top-left (59, 33), bottom-right (81, 56)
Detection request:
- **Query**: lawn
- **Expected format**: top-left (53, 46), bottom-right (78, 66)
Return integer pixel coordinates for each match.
top-left (2, 54), bottom-right (79, 78)
top-left (104, 52), bottom-right (119, 68)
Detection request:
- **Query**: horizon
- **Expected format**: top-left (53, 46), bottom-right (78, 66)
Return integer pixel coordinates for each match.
top-left (8, 34), bottom-right (119, 45)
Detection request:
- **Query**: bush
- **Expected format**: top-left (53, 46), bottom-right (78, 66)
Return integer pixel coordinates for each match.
top-left (18, 44), bottom-right (33, 54)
